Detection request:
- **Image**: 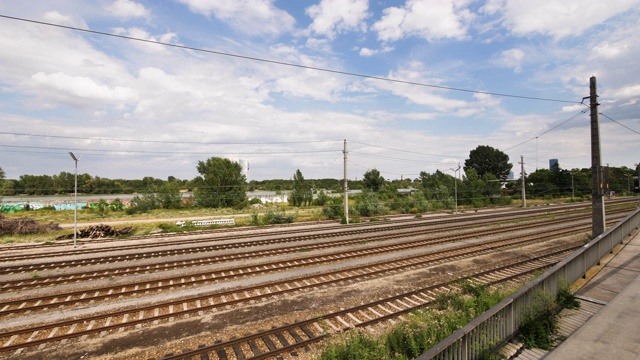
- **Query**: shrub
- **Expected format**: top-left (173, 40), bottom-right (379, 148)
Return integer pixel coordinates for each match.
top-left (316, 282), bottom-right (510, 359)
top-left (556, 279), bottom-right (580, 310)
top-left (263, 206), bottom-right (294, 224)
top-left (518, 291), bottom-right (559, 350)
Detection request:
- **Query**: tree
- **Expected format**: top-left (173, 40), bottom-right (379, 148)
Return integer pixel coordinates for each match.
top-left (290, 169), bottom-right (312, 207)
top-left (464, 145), bottom-right (512, 180)
top-left (194, 157), bottom-right (247, 209)
top-left (0, 166), bottom-right (4, 199)
top-left (363, 168), bottom-right (385, 192)
top-left (157, 181), bottom-right (184, 209)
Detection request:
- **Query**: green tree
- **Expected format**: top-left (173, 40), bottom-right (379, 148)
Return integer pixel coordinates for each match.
top-left (0, 166), bottom-right (4, 199)
top-left (157, 181), bottom-right (184, 209)
top-left (464, 145), bottom-right (512, 180)
top-left (363, 168), bottom-right (385, 192)
top-left (193, 157), bottom-right (247, 209)
top-left (290, 169), bottom-right (312, 207)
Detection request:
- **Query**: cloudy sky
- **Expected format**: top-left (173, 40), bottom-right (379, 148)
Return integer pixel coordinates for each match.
top-left (0, 0), bottom-right (638, 182)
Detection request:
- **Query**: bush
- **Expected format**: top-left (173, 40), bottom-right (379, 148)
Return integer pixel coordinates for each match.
top-left (322, 196), bottom-right (345, 219)
top-left (263, 206), bottom-right (294, 224)
top-left (518, 291), bottom-right (559, 350)
top-left (0, 215), bottom-right (61, 236)
top-left (556, 279), bottom-right (580, 310)
top-left (318, 281), bottom-right (509, 360)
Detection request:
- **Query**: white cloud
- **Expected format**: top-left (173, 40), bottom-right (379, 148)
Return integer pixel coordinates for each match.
top-left (112, 27), bottom-right (178, 53)
top-left (107, 0), bottom-right (150, 19)
top-left (359, 46), bottom-right (393, 57)
top-left (500, 48), bottom-right (525, 73)
top-left (493, 0), bottom-right (638, 39)
top-left (305, 0), bottom-right (369, 39)
top-left (372, 0), bottom-right (473, 42)
top-left (610, 84), bottom-right (640, 100)
top-left (30, 72), bottom-right (138, 106)
top-left (42, 11), bottom-right (88, 29)
top-left (178, 0), bottom-right (296, 37)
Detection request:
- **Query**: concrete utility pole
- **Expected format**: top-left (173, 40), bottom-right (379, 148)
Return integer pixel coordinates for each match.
top-left (343, 139), bottom-right (349, 224)
top-left (520, 156), bottom-right (526, 208)
top-left (589, 76), bottom-right (606, 237)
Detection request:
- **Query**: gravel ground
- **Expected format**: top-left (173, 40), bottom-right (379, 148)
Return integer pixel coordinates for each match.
top-left (0, 209), bottom-right (591, 360)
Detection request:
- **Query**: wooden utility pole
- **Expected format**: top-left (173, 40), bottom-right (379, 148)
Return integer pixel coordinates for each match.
top-left (343, 139), bottom-right (349, 224)
top-left (589, 76), bottom-right (605, 237)
top-left (520, 156), bottom-right (526, 208)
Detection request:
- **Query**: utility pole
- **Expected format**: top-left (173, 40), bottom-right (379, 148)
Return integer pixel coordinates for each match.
top-left (520, 156), bottom-right (526, 208)
top-left (589, 76), bottom-right (605, 237)
top-left (343, 139), bottom-right (349, 224)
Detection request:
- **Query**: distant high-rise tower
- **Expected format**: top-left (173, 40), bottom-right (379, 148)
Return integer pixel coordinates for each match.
top-left (549, 159), bottom-right (559, 171)
top-left (239, 159), bottom-right (249, 181)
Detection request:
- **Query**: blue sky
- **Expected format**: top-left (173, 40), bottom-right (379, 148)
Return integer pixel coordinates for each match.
top-left (0, 0), bottom-right (638, 182)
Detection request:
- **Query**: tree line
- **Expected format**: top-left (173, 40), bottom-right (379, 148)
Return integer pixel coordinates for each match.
top-left (1, 145), bottom-right (638, 217)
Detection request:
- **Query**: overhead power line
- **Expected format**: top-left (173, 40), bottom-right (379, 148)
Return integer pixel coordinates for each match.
top-left (350, 140), bottom-right (461, 158)
top-left (0, 14), bottom-right (581, 105)
top-left (600, 113), bottom-right (640, 135)
top-left (503, 108), bottom-right (589, 152)
top-left (0, 144), bottom-right (339, 156)
top-left (0, 131), bottom-right (341, 146)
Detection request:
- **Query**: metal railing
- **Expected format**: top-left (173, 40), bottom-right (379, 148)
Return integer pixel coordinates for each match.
top-left (417, 206), bottom-right (640, 360)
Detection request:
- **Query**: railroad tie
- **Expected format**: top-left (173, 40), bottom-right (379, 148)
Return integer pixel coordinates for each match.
top-left (231, 341), bottom-right (246, 360)
top-left (335, 316), bottom-right (351, 329)
top-left (274, 331), bottom-right (290, 348)
top-left (248, 339), bottom-right (262, 356)
top-left (358, 310), bottom-right (373, 320)
top-left (347, 313), bottom-right (362, 324)
top-left (214, 340), bottom-right (228, 360)
top-left (262, 334), bottom-right (277, 351)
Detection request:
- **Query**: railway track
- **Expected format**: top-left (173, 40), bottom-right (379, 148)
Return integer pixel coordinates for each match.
top-left (0, 210), bottom-right (624, 356)
top-left (0, 208), bottom-right (628, 292)
top-left (1, 203), bottom-right (632, 278)
top-left (156, 243), bottom-right (579, 360)
top-left (0, 201), bottom-right (636, 359)
top-left (0, 212), bottom-right (626, 317)
top-left (0, 241), bottom-right (580, 357)
top-left (2, 198), bottom-right (632, 263)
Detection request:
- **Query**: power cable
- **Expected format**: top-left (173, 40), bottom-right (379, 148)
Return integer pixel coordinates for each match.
top-left (600, 113), bottom-right (640, 135)
top-left (503, 108), bottom-right (589, 152)
top-left (350, 151), bottom-right (458, 165)
top-left (0, 14), bottom-right (582, 105)
top-left (0, 143), bottom-right (339, 155)
top-left (0, 131), bottom-right (342, 146)
top-left (350, 140), bottom-right (461, 158)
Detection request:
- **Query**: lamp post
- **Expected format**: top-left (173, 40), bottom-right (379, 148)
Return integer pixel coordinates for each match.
top-left (69, 152), bottom-right (82, 248)
top-left (449, 163), bottom-right (461, 214)
top-left (570, 172), bottom-right (574, 199)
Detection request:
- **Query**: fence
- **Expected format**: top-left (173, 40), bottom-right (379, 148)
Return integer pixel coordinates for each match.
top-left (175, 219), bottom-right (235, 227)
top-left (417, 206), bottom-right (640, 360)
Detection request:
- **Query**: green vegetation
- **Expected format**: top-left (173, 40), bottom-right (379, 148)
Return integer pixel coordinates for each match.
top-left (517, 280), bottom-right (580, 350)
top-left (193, 157), bottom-right (247, 209)
top-left (465, 145), bottom-right (513, 180)
top-left (290, 169), bottom-right (312, 207)
top-left (319, 282), bottom-right (509, 360)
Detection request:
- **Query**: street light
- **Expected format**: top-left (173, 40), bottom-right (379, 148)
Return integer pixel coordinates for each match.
top-left (569, 172), bottom-right (574, 199)
top-left (69, 152), bottom-right (82, 248)
top-left (449, 163), bottom-right (461, 214)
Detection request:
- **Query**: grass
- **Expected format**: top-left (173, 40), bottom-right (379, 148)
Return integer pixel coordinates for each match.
top-left (0, 206), bottom-right (328, 244)
top-left (517, 279), bottom-right (581, 350)
top-left (318, 282), bottom-right (510, 360)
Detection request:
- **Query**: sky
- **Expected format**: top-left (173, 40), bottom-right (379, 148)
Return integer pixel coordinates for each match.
top-left (0, 0), bottom-right (639, 182)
